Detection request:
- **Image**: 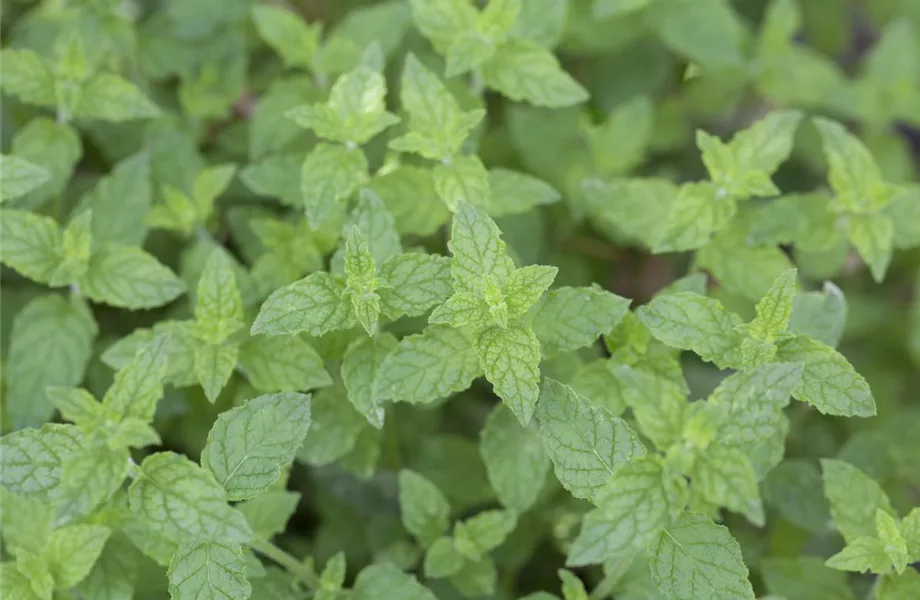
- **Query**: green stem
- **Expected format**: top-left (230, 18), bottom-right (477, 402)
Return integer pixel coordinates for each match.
top-left (249, 539), bottom-right (319, 589)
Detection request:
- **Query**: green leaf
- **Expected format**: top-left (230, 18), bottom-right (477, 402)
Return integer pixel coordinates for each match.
top-left (649, 513), bottom-right (754, 600)
top-left (638, 292), bottom-right (743, 369)
top-left (5, 294), bottom-right (97, 428)
top-left (479, 404), bottom-right (550, 512)
top-left (650, 0), bottom-right (745, 70)
top-left (342, 226), bottom-right (382, 335)
top-left (748, 268), bottom-right (798, 339)
top-left (301, 143), bottom-right (369, 226)
top-left (288, 67), bottom-right (398, 144)
top-left (453, 509), bottom-right (517, 560)
top-left (449, 201), bottom-right (515, 293)
top-left (813, 117), bottom-right (894, 213)
top-left (390, 53), bottom-right (484, 160)
top-left (168, 541), bottom-right (251, 600)
top-left (0, 49), bottom-right (56, 107)
top-left (503, 265), bottom-right (558, 317)
top-left (535, 378), bottom-right (645, 501)
top-left (342, 334), bottom-right (398, 427)
top-left (374, 325), bottom-right (483, 405)
top-left (760, 556), bottom-right (855, 600)
top-left (825, 536), bottom-right (891, 574)
top-left (202, 392), bottom-right (312, 501)
top-left (0, 209), bottom-right (63, 284)
top-left (0, 562), bottom-right (44, 600)
top-left (559, 569), bottom-right (589, 600)
top-left (83, 152), bottom-right (152, 247)
top-left (195, 249), bottom-right (245, 344)
top-left (252, 271), bottom-right (352, 336)
top-left (80, 246), bottom-right (185, 309)
top-left (876, 509), bottom-right (909, 573)
top-left (45, 524), bottom-right (111, 588)
top-left (352, 564), bottom-right (438, 600)
top-left (433, 155), bottom-right (491, 212)
top-left (128, 452), bottom-right (252, 544)
top-left (904, 508), bottom-right (920, 562)
top-left (532, 286), bottom-right (631, 354)
top-left (479, 325), bottom-right (542, 425)
top-left (9, 118), bottom-right (82, 206)
top-left (822, 459), bottom-right (894, 543)
top-left (50, 210), bottom-right (93, 286)
top-left (482, 39), bottom-right (589, 107)
top-left (655, 182), bottom-right (735, 252)
top-left (0, 489), bottom-right (52, 554)
top-left (0, 423), bottom-right (83, 500)
top-left (368, 166), bottom-right (451, 237)
top-left (690, 443), bottom-right (765, 526)
top-left (846, 212), bottom-right (894, 282)
top-left (788, 281), bottom-right (847, 347)
top-left (194, 342), bottom-right (238, 403)
top-left (398, 469), bottom-right (451, 547)
top-left (74, 74), bottom-right (161, 122)
top-left (408, 0), bottom-right (478, 54)
top-left (237, 490), bottom-right (301, 540)
top-left (347, 192), bottom-right (402, 265)
top-left (378, 253), bottom-right (453, 319)
top-left (568, 456), bottom-right (687, 566)
top-left (0, 155), bottom-right (50, 203)
top-left (614, 366), bottom-right (687, 450)
top-left (487, 168), bottom-right (562, 217)
top-left (775, 335), bottom-right (875, 417)
top-left (238, 335), bottom-right (331, 393)
top-left (296, 384), bottom-right (365, 466)
top-left (424, 537), bottom-right (465, 579)
top-left (102, 333), bottom-right (171, 423)
top-left (251, 5), bottom-right (320, 68)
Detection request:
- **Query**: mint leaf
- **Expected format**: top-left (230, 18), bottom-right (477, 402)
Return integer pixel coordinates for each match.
top-left (102, 333), bottom-right (170, 423)
top-left (813, 117), bottom-right (894, 213)
top-left (532, 286), bottom-right (631, 354)
top-left (202, 392), bottom-right (311, 500)
top-left (649, 513), bottom-right (755, 600)
top-left (822, 459), bottom-right (894, 543)
top-left (825, 537), bottom-right (891, 574)
top-left (434, 156), bottom-right (491, 212)
top-left (374, 325), bottom-right (483, 405)
top-left (238, 335), bottom-right (331, 393)
top-left (128, 452), bottom-right (252, 544)
top-left (378, 253), bottom-right (452, 318)
top-left (194, 342), bottom-right (238, 403)
top-left (168, 540), bottom-right (251, 600)
top-left (252, 271), bottom-right (352, 336)
top-left (296, 384), bottom-right (365, 466)
top-left (80, 246), bottom-right (185, 309)
top-left (342, 334), bottom-right (397, 427)
top-left (479, 325), bottom-right (542, 425)
top-left (536, 378), bottom-right (645, 501)
top-left (301, 143), bottom-right (369, 226)
top-left (251, 5), bottom-right (320, 69)
top-left (449, 201), bottom-right (515, 293)
top-left (195, 249), bottom-right (244, 344)
top-left (479, 403), bottom-right (550, 512)
top-left (690, 444), bottom-right (765, 526)
top-left (453, 509), bottom-right (517, 560)
top-left (568, 456), bottom-right (687, 566)
top-left (0, 209), bottom-right (62, 284)
top-left (483, 39), bottom-right (589, 107)
top-left (399, 469), bottom-right (451, 547)
top-left (74, 74), bottom-right (161, 122)
top-left (45, 524), bottom-right (111, 588)
top-left (237, 490), bottom-right (301, 540)
top-left (0, 154), bottom-right (50, 203)
top-left (0, 424), bottom-right (83, 500)
top-left (353, 564), bottom-right (438, 600)
top-left (846, 212), bottom-right (894, 282)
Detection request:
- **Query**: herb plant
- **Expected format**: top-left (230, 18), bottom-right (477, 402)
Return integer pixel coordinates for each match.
top-left (2, 1), bottom-right (920, 599)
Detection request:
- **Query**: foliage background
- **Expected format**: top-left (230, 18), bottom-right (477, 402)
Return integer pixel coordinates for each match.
top-left (2, 0), bottom-right (920, 599)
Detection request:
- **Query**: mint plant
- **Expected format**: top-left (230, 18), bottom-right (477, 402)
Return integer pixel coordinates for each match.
top-left (2, 1), bottom-right (920, 599)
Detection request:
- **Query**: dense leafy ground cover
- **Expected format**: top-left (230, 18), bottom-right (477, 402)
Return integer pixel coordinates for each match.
top-left (2, 1), bottom-right (920, 599)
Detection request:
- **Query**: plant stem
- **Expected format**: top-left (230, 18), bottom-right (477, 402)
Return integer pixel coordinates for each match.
top-left (589, 568), bottom-right (619, 600)
top-left (249, 539), bottom-right (319, 589)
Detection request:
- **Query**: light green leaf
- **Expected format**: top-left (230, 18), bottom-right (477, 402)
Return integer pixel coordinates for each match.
top-left (238, 335), bottom-right (331, 393)
top-left (748, 268), bottom-right (797, 339)
top-left (479, 325), bottom-right (542, 425)
top-left (378, 253), bottom-right (452, 319)
top-left (454, 509), bottom-right (517, 560)
top-left (194, 342), bottom-right (238, 403)
top-left (237, 490), bottom-right (301, 540)
top-left (74, 74), bottom-right (161, 122)
top-left (252, 271), bottom-right (352, 336)
top-left (429, 291), bottom-right (489, 329)
top-left (638, 292), bottom-right (743, 369)
top-left (655, 182), bottom-right (735, 252)
top-left (825, 537), bottom-right (891, 574)
top-left (168, 541), bottom-right (251, 600)
top-left (296, 384), bottom-right (365, 466)
top-left (449, 201), bottom-right (515, 293)
top-left (760, 556), bottom-right (855, 600)
top-left (102, 333), bottom-right (171, 423)
top-left (775, 335), bottom-right (875, 417)
top-left (0, 489), bottom-right (52, 554)
top-left (846, 212), bottom-right (894, 282)
top-left (347, 192), bottom-right (402, 265)
top-left (583, 96), bottom-right (654, 176)
top-left (877, 570), bottom-right (920, 600)
top-left (503, 265), bottom-right (558, 317)
top-left (434, 155), bottom-right (491, 212)
top-left (424, 537), bottom-right (465, 579)
top-left (536, 378), bottom-right (645, 501)
top-left (788, 281), bottom-right (847, 347)
top-left (390, 53), bottom-right (484, 160)
top-left (5, 294), bottom-right (97, 428)
top-left (559, 569), bottom-right (588, 600)
top-left (0, 209), bottom-right (62, 284)
top-left (532, 286), bottom-right (631, 354)
top-left (202, 392), bottom-right (312, 501)
top-left (195, 249), bottom-right (245, 344)
top-left (813, 117), bottom-right (894, 213)
top-left (45, 524), bottom-right (111, 588)
top-left (876, 510), bottom-right (908, 573)
top-left (408, 0), bottom-right (478, 54)
top-left (301, 143), bottom-right (369, 226)
top-left (10, 118), bottom-right (82, 205)
top-left (251, 5), bottom-right (320, 68)
top-left (83, 152), bottom-right (151, 247)
top-left (288, 67), bottom-right (398, 144)
top-left (79, 246), bottom-right (185, 309)
top-left (0, 48), bottom-right (56, 106)
top-left (368, 166), bottom-right (451, 237)
top-left (398, 470), bottom-right (451, 547)
top-left (510, 0), bottom-right (567, 47)
top-left (75, 534), bottom-right (137, 600)
top-left (479, 404), bottom-right (550, 512)
top-left (904, 508), bottom-right (920, 561)
top-left (128, 452), bottom-right (252, 544)
top-left (374, 325), bottom-right (483, 405)
top-left (821, 458), bottom-right (894, 543)
top-left (568, 456), bottom-right (687, 566)
top-left (691, 444), bottom-right (764, 526)
top-left (649, 513), bottom-right (754, 600)
top-left (487, 168), bottom-right (561, 217)
top-left (352, 564), bottom-right (438, 600)
top-left (651, 0), bottom-right (745, 70)
top-left (0, 154), bottom-right (50, 203)
top-left (342, 333), bottom-right (398, 427)
top-left (50, 210), bottom-right (93, 286)
top-left (482, 39), bottom-right (589, 107)
top-left (0, 423), bottom-right (83, 500)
